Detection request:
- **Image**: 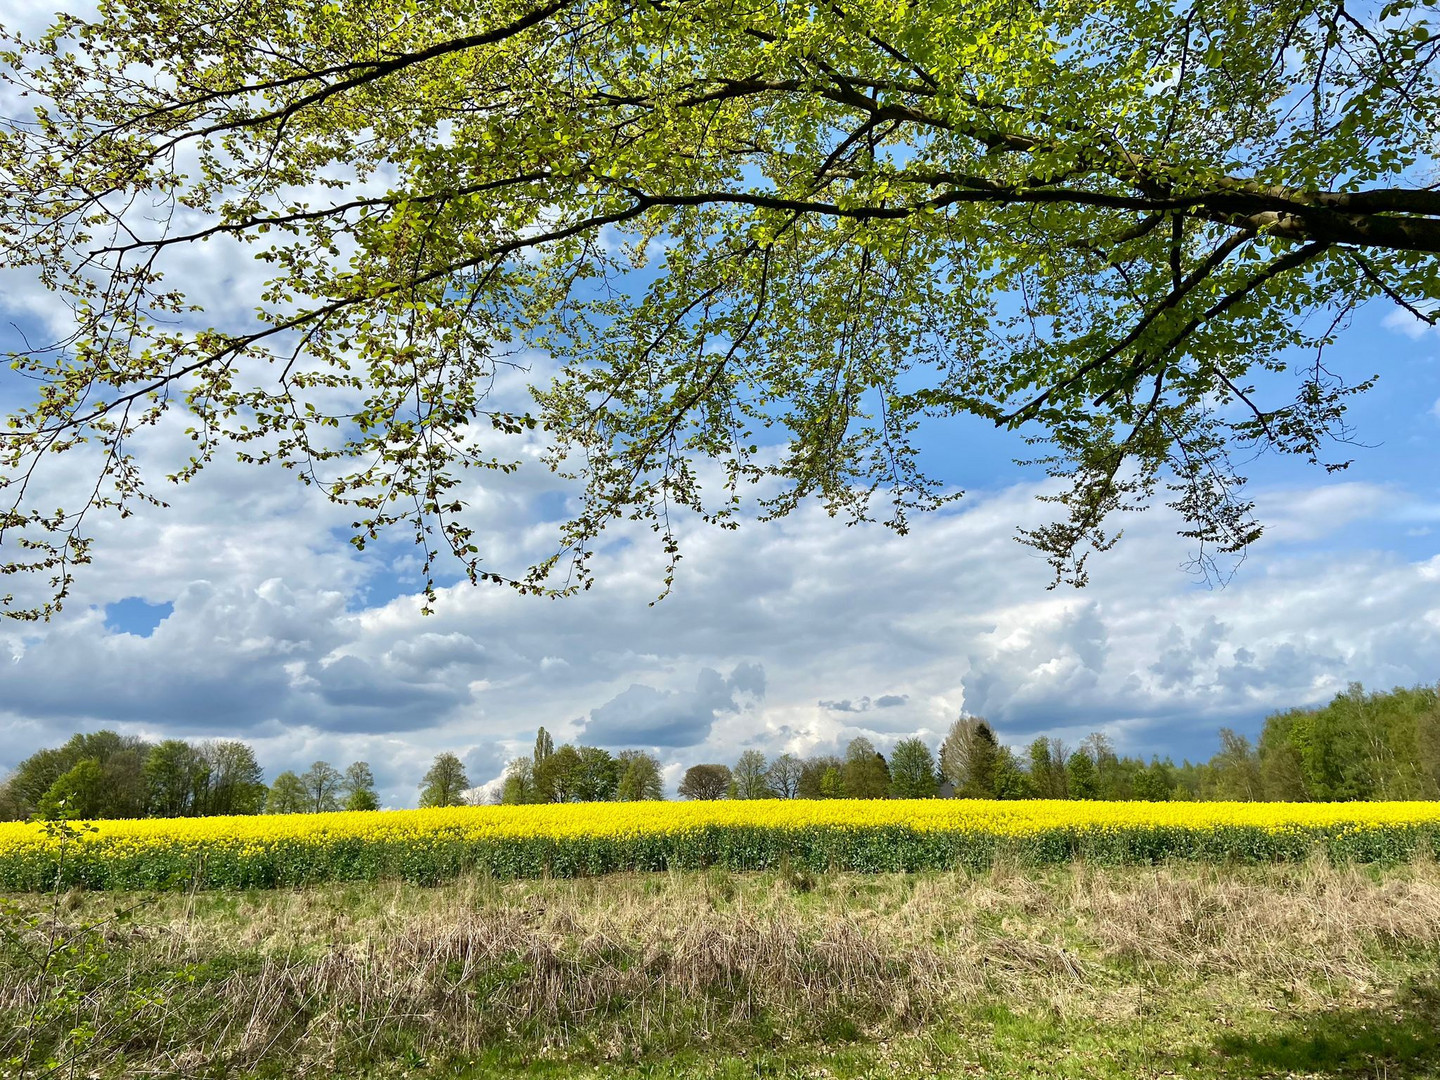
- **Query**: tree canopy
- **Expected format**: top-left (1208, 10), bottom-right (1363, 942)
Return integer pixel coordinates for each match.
top-left (1, 0), bottom-right (1436, 616)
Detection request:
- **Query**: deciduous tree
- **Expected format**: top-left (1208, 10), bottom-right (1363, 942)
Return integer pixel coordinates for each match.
top-left (300, 760), bottom-right (344, 814)
top-left (888, 738), bottom-right (938, 798)
top-left (677, 764), bottom-right (732, 801)
top-left (418, 753), bottom-right (471, 808)
top-left (4, 0), bottom-right (1437, 617)
top-left (730, 750), bottom-right (774, 799)
top-left (797, 755), bottom-right (845, 799)
top-left (145, 740), bottom-right (210, 817)
top-left (617, 750), bottom-right (665, 801)
top-left (265, 771), bottom-right (308, 814)
top-left (342, 760), bottom-right (380, 811)
top-left (765, 753), bottom-right (803, 799)
top-left (841, 737), bottom-right (891, 798)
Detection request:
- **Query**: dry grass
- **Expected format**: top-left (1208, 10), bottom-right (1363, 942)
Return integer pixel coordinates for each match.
top-left (3, 857), bottom-right (1439, 1077)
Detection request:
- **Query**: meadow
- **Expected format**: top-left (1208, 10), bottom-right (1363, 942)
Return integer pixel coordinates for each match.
top-left (4, 799), bottom-right (1440, 891)
top-left (3, 859), bottom-right (1439, 1078)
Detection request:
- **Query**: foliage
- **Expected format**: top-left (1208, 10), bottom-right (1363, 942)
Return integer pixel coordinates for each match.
top-left (572, 746), bottom-right (621, 802)
top-left (1253, 682), bottom-right (1440, 800)
top-left (678, 764), bottom-right (733, 801)
top-left (419, 753), bottom-right (472, 808)
top-left (841, 738), bottom-right (891, 799)
top-left (265, 771), bottom-right (308, 814)
top-left (616, 750), bottom-right (665, 801)
top-left (526, 745), bottom-right (609, 803)
top-left (888, 739), bottom-right (939, 798)
top-left (500, 755), bottom-right (537, 805)
top-left (342, 760), bottom-right (380, 811)
top-left (730, 750), bottom-right (774, 799)
top-left (7, 733), bottom-right (153, 821)
top-left (797, 756), bottom-right (845, 799)
top-left (199, 740), bottom-right (268, 815)
top-left (1067, 751), bottom-right (1099, 801)
top-left (299, 760), bottom-right (344, 813)
top-left (34, 759), bottom-right (106, 820)
top-left (144, 740), bottom-right (210, 817)
top-left (942, 719), bottom-right (1004, 797)
top-left (3, 0), bottom-right (1438, 617)
top-left (534, 727), bottom-right (554, 765)
top-left (1027, 737), bottom-right (1070, 799)
top-left (3, 731), bottom-right (268, 821)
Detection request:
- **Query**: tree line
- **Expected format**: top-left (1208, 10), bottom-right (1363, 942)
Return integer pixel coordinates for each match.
top-left (4, 682), bottom-right (1437, 820)
top-left (0, 733), bottom-right (476, 821)
top-left (674, 683), bottom-right (1440, 803)
top-left (496, 729), bottom-right (664, 804)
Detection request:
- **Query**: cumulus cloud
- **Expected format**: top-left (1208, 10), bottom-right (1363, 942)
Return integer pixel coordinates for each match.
top-left (579, 662), bottom-right (766, 748)
top-left (4, 437), bottom-right (1440, 802)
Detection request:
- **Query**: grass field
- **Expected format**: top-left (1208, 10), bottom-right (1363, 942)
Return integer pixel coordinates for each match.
top-left (4, 856), bottom-right (1440, 1078)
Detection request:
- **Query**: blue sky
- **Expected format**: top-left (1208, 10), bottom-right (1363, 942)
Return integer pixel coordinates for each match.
top-left (2, 4), bottom-right (1439, 808)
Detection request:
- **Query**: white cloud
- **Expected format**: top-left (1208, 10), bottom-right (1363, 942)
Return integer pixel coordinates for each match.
top-left (1382, 306), bottom-right (1440, 340)
top-left (2, 446), bottom-right (1438, 806)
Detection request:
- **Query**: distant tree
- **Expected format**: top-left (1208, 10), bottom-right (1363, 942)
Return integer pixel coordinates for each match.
top-left (677, 764), bottom-right (731, 801)
top-left (888, 738), bottom-right (938, 798)
top-left (1027, 737), bottom-right (1071, 799)
top-left (36, 758), bottom-right (107, 819)
top-left (1133, 758), bottom-right (1176, 801)
top-left (1046, 738), bottom-right (1071, 798)
top-left (940, 718), bottom-right (1000, 796)
top-left (97, 747), bottom-right (151, 818)
top-left (7, 731), bottom-right (154, 820)
top-left (535, 727), bottom-right (554, 765)
top-left (200, 741), bottom-right (268, 815)
top-left (265, 771), bottom-right (308, 814)
top-left (1210, 729), bottom-right (1262, 801)
top-left (797, 755), bottom-right (844, 799)
top-left (299, 761), bottom-right (344, 813)
top-left (956, 724), bottom-right (1001, 798)
top-left (572, 746), bottom-right (620, 802)
top-left (418, 753), bottom-right (471, 808)
top-left (145, 740), bottom-right (210, 817)
top-left (499, 755), bottom-right (536, 805)
top-left (533, 744), bottom-right (584, 802)
top-left (766, 753), bottom-right (803, 799)
top-left (991, 745), bottom-right (1034, 799)
top-left (819, 765), bottom-right (845, 798)
top-left (840, 738), bottom-right (890, 799)
top-left (5, 747), bottom-right (70, 819)
top-left (1081, 732), bottom-right (1128, 800)
top-left (1067, 749), bottom-right (1098, 800)
top-left (730, 750), bottom-right (773, 799)
top-left (342, 761), bottom-right (380, 811)
top-left (0, 779), bottom-right (21, 823)
top-left (617, 750), bottom-right (664, 801)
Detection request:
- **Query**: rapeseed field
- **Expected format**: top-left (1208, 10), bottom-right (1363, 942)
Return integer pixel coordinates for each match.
top-left (3, 799), bottom-right (1437, 890)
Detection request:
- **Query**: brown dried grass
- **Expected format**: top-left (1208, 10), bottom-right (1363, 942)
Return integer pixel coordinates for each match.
top-left (3, 858), bottom-right (1438, 1072)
